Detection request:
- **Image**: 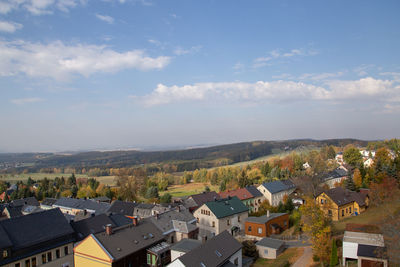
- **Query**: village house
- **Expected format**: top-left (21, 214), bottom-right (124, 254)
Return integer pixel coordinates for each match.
top-left (169, 239), bottom-right (202, 262)
top-left (245, 211), bottom-right (289, 239)
top-left (316, 187), bottom-right (369, 221)
top-left (219, 186), bottom-right (264, 213)
top-left (336, 152), bottom-right (344, 165)
top-left (0, 208), bottom-right (75, 267)
top-left (182, 191), bottom-right (221, 212)
top-left (257, 180), bottom-right (296, 206)
top-left (342, 224), bottom-right (388, 267)
top-left (321, 166), bottom-right (348, 188)
top-left (256, 237), bottom-right (286, 259)
top-left (53, 197), bottom-right (110, 217)
top-left (74, 217), bottom-right (169, 267)
top-left (147, 207), bottom-right (198, 244)
top-left (194, 196), bottom-right (248, 239)
top-left (168, 231), bottom-right (243, 267)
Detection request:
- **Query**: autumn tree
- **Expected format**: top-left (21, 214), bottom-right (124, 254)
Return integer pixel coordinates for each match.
top-left (343, 146), bottom-right (362, 167)
top-left (300, 196), bottom-right (332, 265)
top-left (353, 168), bottom-right (362, 189)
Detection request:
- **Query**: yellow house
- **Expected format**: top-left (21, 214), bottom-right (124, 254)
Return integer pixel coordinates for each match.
top-left (74, 219), bottom-right (170, 267)
top-left (316, 187), bottom-right (369, 221)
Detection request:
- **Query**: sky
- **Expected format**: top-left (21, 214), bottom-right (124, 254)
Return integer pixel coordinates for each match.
top-left (1, 0), bottom-right (400, 152)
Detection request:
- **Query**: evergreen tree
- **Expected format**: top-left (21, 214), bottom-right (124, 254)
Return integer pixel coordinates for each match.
top-left (330, 238), bottom-right (338, 266)
top-left (345, 175), bottom-right (356, 191)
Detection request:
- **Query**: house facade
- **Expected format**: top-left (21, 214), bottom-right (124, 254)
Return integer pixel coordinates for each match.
top-left (245, 212), bottom-right (289, 239)
top-left (193, 196), bottom-right (248, 239)
top-left (256, 237), bottom-right (285, 259)
top-left (257, 180), bottom-right (296, 207)
top-left (316, 187), bottom-right (369, 221)
top-left (0, 208), bottom-right (75, 267)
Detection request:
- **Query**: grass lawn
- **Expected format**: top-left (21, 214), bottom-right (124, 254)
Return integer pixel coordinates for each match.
top-left (159, 182), bottom-right (219, 197)
top-left (0, 173), bottom-right (117, 186)
top-left (252, 247), bottom-right (303, 267)
top-left (332, 200), bottom-right (400, 234)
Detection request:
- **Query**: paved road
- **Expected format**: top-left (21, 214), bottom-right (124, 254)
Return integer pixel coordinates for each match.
top-left (292, 246), bottom-right (313, 267)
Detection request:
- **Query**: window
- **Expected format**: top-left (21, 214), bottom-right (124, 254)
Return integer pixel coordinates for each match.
top-left (47, 252), bottom-right (52, 262)
top-left (212, 221), bottom-right (215, 227)
top-left (197, 217), bottom-right (199, 223)
top-left (264, 249), bottom-right (268, 254)
top-left (15, 263), bottom-right (20, 267)
top-left (56, 249), bottom-right (60, 259)
top-left (31, 258), bottom-right (36, 267)
top-left (342, 210), bottom-right (344, 217)
top-left (25, 259), bottom-right (30, 267)
top-left (349, 207), bottom-right (352, 213)
top-left (258, 227), bottom-right (262, 234)
top-left (64, 246), bottom-right (69, 256)
top-left (346, 208), bottom-right (348, 213)
top-left (234, 258), bottom-right (239, 266)
top-left (227, 219), bottom-right (230, 226)
top-left (328, 210), bottom-right (332, 216)
top-left (42, 254), bottom-right (47, 264)
top-left (284, 221), bottom-right (287, 227)
top-left (2, 250), bottom-right (8, 258)
top-left (238, 216), bottom-right (240, 222)
top-left (248, 226), bottom-right (252, 232)
top-left (147, 254), bottom-right (151, 264)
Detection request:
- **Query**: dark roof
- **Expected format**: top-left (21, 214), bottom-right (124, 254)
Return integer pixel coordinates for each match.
top-left (93, 219), bottom-right (164, 260)
top-left (94, 196), bottom-right (111, 202)
top-left (0, 208), bottom-right (74, 250)
top-left (205, 197), bottom-right (248, 219)
top-left (170, 238), bottom-right (201, 253)
top-left (189, 191), bottom-right (221, 207)
top-left (0, 224), bottom-right (12, 248)
top-left (4, 205), bottom-right (23, 218)
top-left (148, 209), bottom-right (196, 234)
top-left (109, 214), bottom-right (133, 226)
top-left (357, 244), bottom-right (386, 259)
top-left (136, 203), bottom-right (155, 209)
top-left (245, 185), bottom-right (263, 197)
top-left (245, 213), bottom-right (287, 224)
top-left (256, 237), bottom-right (285, 249)
top-left (322, 187), bottom-right (367, 207)
top-left (107, 200), bottom-right (138, 216)
top-left (219, 188), bottom-right (254, 200)
top-left (71, 214), bottom-right (117, 240)
top-left (54, 197), bottom-right (111, 215)
top-left (177, 231), bottom-right (242, 267)
top-left (261, 180), bottom-right (296, 194)
top-left (41, 198), bottom-right (57, 206)
top-left (322, 168), bottom-right (348, 181)
top-left (11, 197), bottom-right (39, 207)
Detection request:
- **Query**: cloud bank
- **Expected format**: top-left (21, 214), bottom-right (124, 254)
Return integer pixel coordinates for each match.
top-left (0, 40), bottom-right (171, 80)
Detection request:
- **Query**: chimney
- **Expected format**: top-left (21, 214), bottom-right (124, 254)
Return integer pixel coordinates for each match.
top-left (267, 210), bottom-right (270, 217)
top-left (132, 216), bottom-right (138, 226)
top-left (83, 209), bottom-right (87, 215)
top-left (177, 206), bottom-right (181, 212)
top-left (202, 235), bottom-right (207, 244)
top-left (105, 224), bottom-right (113, 235)
top-left (155, 213), bottom-right (159, 220)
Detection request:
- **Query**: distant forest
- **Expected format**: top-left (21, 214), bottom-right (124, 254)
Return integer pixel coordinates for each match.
top-left (0, 139), bottom-right (369, 173)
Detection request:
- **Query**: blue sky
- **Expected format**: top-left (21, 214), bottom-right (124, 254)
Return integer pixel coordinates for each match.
top-left (1, 0), bottom-right (400, 152)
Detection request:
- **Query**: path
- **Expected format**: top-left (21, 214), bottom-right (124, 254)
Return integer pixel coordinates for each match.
top-left (291, 246), bottom-right (313, 267)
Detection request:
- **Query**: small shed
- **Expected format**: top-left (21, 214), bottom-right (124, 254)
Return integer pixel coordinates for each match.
top-left (256, 237), bottom-right (285, 259)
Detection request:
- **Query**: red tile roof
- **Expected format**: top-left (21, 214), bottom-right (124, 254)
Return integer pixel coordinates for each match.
top-left (219, 188), bottom-right (254, 200)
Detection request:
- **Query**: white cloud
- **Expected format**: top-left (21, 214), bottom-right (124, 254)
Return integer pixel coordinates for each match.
top-left (173, 45), bottom-right (202, 56)
top-left (11, 97), bottom-right (44, 105)
top-left (253, 48), bottom-right (318, 68)
top-left (0, 40), bottom-right (171, 80)
top-left (95, 14), bottom-right (114, 24)
top-left (0, 0), bottom-right (86, 15)
top-left (0, 21), bottom-right (23, 33)
top-left (137, 77), bottom-right (398, 106)
top-left (299, 71), bottom-right (345, 81)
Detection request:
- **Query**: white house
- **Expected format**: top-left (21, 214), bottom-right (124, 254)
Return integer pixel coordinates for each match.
top-left (257, 180), bottom-right (296, 206)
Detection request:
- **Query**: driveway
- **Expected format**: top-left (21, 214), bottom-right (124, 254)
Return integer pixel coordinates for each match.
top-left (291, 246), bottom-right (313, 267)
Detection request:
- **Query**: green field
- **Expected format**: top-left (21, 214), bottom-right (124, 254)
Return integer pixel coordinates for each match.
top-left (0, 173), bottom-right (117, 186)
top-left (160, 183), bottom-right (219, 197)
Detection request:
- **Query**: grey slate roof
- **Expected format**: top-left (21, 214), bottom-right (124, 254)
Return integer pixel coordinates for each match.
top-left (54, 197), bottom-right (111, 215)
top-left (71, 213), bottom-right (117, 240)
top-left (322, 168), bottom-right (348, 181)
top-left (147, 209), bottom-right (196, 234)
top-left (357, 244), bottom-right (387, 259)
top-left (107, 200), bottom-right (138, 216)
top-left (133, 203), bottom-right (156, 218)
top-left (3, 205), bottom-right (22, 218)
top-left (172, 220), bottom-right (198, 234)
top-left (170, 238), bottom-right (201, 253)
top-left (323, 187), bottom-right (368, 207)
top-left (256, 237), bottom-right (285, 249)
top-left (245, 185), bottom-right (263, 198)
top-left (177, 231), bottom-right (242, 267)
top-left (11, 197), bottom-right (39, 207)
top-left (0, 208), bottom-right (74, 250)
top-left (189, 191), bottom-right (221, 207)
top-left (245, 213), bottom-right (287, 224)
top-left (94, 219), bottom-right (164, 260)
top-left (261, 180), bottom-right (296, 194)
top-left (205, 196), bottom-right (249, 219)
top-left (41, 198), bottom-right (57, 207)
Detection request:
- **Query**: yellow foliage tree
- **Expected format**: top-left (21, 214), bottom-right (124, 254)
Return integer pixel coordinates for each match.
top-left (353, 168), bottom-right (362, 188)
